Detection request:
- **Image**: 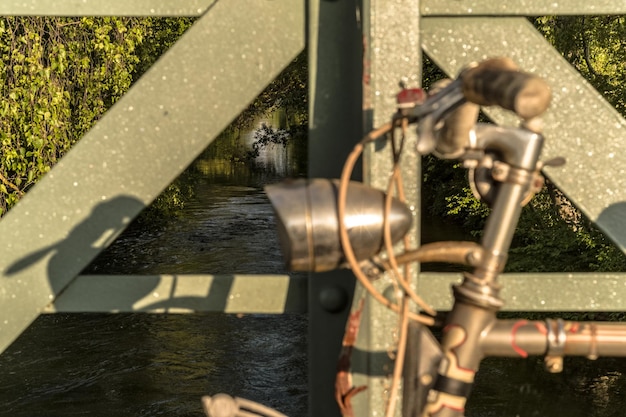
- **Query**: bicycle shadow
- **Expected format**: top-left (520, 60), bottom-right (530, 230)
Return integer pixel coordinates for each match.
top-left (4, 195), bottom-right (158, 310)
top-left (5, 194), bottom-right (307, 314)
top-left (48, 272), bottom-right (265, 314)
top-left (135, 274), bottom-right (307, 314)
top-left (137, 275), bottom-right (238, 313)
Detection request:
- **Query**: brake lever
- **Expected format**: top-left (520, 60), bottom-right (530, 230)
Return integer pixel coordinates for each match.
top-left (409, 78), bottom-right (467, 155)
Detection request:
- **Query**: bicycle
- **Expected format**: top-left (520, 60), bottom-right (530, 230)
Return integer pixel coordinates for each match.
top-left (204, 57), bottom-right (626, 417)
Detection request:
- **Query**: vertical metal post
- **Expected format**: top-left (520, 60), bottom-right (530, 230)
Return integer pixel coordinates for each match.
top-left (352, 1), bottom-right (422, 416)
top-left (308, 0), bottom-right (422, 415)
top-left (308, 1), bottom-right (363, 416)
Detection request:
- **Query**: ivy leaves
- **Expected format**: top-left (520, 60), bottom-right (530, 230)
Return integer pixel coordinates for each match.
top-left (0, 17), bottom-right (155, 215)
top-left (0, 17), bottom-right (202, 217)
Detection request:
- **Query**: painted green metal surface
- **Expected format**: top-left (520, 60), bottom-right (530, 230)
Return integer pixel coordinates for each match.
top-left (44, 274), bottom-right (307, 314)
top-left (352, 1), bottom-right (422, 416)
top-left (421, 272), bottom-right (626, 311)
top-left (0, 0), bottom-right (214, 16)
top-left (421, 0), bottom-right (626, 15)
top-left (307, 1), bottom-right (362, 416)
top-left (0, 2), bottom-right (624, 416)
top-left (422, 17), bottom-right (626, 258)
top-left (0, 0), bottom-right (304, 354)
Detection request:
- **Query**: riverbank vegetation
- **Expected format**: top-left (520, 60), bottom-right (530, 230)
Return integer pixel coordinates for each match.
top-left (0, 17), bottom-right (194, 217)
top-left (200, 49), bottom-right (307, 167)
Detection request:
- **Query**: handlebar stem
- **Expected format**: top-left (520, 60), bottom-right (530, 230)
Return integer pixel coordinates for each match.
top-left (420, 127), bottom-right (545, 417)
top-left (472, 124), bottom-right (544, 171)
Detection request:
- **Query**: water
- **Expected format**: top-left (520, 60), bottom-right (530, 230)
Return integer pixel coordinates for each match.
top-left (468, 355), bottom-right (626, 417)
top-left (0, 116), bottom-right (308, 417)
top-left (88, 183), bottom-right (287, 276)
top-left (1, 115), bottom-right (625, 416)
top-left (0, 314), bottom-right (307, 417)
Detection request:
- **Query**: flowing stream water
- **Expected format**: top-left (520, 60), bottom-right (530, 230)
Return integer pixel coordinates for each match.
top-left (0, 116), bottom-right (308, 417)
top-left (0, 114), bottom-right (624, 416)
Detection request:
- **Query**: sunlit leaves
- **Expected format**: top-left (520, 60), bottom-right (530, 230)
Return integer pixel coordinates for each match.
top-left (0, 17), bottom-right (195, 216)
top-left (534, 16), bottom-right (626, 114)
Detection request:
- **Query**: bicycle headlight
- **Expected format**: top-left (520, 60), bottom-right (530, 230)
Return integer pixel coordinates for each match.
top-left (265, 178), bottom-right (413, 272)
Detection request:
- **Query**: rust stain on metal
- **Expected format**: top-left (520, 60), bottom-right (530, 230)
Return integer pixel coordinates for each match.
top-left (335, 297), bottom-right (367, 417)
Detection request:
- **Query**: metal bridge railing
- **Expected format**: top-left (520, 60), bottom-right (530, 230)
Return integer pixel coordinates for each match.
top-left (0, 0), bottom-right (304, 353)
top-left (1, 2), bottom-right (626, 417)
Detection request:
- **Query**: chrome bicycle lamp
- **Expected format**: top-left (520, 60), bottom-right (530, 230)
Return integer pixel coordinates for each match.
top-left (265, 178), bottom-right (413, 272)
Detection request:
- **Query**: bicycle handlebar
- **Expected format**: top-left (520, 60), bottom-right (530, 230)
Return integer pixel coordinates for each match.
top-left (460, 57), bottom-right (551, 120)
top-left (414, 58), bottom-right (551, 157)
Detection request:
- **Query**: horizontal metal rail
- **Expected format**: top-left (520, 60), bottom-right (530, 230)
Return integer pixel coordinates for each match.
top-left (36, 273), bottom-right (626, 313)
top-left (45, 274), bottom-right (307, 314)
top-left (0, 0), bottom-right (216, 16)
top-left (421, 0), bottom-right (626, 15)
top-left (421, 272), bottom-right (626, 311)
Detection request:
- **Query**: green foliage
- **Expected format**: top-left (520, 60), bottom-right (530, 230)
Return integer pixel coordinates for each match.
top-left (231, 50), bottom-right (307, 131)
top-left (422, 155), bottom-right (489, 235)
top-left (0, 17), bottom-right (197, 218)
top-left (534, 16), bottom-right (626, 113)
top-left (137, 174), bottom-right (195, 225)
top-left (0, 16), bottom-right (306, 219)
top-left (423, 146), bottom-right (626, 272)
top-left (0, 17), bottom-right (140, 215)
top-left (508, 183), bottom-right (626, 273)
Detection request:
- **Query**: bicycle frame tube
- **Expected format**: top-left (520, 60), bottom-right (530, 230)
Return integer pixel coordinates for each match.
top-left (420, 126), bottom-right (544, 417)
top-left (482, 319), bottom-right (626, 359)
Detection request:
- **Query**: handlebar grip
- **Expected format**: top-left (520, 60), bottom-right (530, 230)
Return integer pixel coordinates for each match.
top-left (460, 57), bottom-right (551, 120)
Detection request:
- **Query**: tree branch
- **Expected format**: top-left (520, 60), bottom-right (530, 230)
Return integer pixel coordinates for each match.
top-left (581, 17), bottom-right (599, 77)
top-left (0, 171), bottom-right (24, 196)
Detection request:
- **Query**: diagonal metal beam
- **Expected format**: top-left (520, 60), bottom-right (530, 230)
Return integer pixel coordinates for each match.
top-left (0, 0), bottom-right (216, 16)
top-left (422, 17), bottom-right (626, 257)
top-left (421, 0), bottom-right (626, 16)
top-left (0, 0), bottom-right (304, 354)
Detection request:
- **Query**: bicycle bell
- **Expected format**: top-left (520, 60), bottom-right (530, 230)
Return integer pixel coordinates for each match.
top-left (265, 178), bottom-right (413, 272)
